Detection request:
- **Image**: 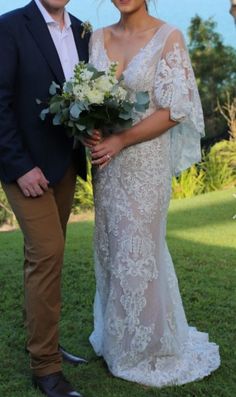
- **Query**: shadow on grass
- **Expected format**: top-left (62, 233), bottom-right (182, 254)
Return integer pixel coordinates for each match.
top-left (168, 193), bottom-right (235, 230)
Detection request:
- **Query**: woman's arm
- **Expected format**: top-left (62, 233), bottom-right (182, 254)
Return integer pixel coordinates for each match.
top-left (91, 108), bottom-right (177, 166)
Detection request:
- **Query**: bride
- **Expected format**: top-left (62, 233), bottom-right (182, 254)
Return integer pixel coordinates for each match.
top-left (86, 0), bottom-right (220, 387)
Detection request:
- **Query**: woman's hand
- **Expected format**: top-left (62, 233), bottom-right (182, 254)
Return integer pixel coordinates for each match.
top-left (82, 129), bottom-right (101, 148)
top-left (91, 134), bottom-right (125, 168)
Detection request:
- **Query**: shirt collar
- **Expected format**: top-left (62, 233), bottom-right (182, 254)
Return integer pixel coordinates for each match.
top-left (34, 0), bottom-right (71, 29)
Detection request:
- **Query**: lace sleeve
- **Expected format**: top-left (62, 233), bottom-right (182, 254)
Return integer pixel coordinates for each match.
top-left (155, 29), bottom-right (205, 176)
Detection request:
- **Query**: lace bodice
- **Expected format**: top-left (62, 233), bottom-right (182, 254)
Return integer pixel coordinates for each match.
top-left (89, 24), bottom-right (205, 175)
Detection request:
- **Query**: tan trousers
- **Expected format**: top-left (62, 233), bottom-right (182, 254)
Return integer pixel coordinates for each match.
top-left (2, 165), bottom-right (76, 376)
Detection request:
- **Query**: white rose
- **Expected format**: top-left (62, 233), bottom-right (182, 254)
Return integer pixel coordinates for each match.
top-left (95, 76), bottom-right (113, 93)
top-left (86, 88), bottom-right (105, 104)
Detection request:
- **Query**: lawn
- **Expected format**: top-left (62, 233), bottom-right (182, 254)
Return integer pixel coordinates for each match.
top-left (0, 189), bottom-right (235, 397)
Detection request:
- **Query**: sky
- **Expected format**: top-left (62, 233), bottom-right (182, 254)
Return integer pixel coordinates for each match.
top-left (0, 0), bottom-right (235, 47)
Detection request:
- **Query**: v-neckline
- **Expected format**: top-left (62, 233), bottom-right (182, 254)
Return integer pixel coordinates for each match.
top-left (101, 23), bottom-right (166, 80)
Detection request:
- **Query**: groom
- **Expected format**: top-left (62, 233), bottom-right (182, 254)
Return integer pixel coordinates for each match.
top-left (0, 1), bottom-right (91, 396)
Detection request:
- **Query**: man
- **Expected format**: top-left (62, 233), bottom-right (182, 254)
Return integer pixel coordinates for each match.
top-left (0, 1), bottom-right (91, 396)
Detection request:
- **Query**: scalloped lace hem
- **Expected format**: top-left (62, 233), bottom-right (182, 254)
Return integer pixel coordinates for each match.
top-left (90, 326), bottom-right (220, 388)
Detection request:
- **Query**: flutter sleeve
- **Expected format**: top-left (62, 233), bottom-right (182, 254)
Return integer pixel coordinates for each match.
top-left (154, 28), bottom-right (205, 176)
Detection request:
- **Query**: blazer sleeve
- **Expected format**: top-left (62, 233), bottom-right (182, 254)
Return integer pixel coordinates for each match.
top-left (0, 19), bottom-right (34, 183)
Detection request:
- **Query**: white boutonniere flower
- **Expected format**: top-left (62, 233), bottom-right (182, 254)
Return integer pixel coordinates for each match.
top-left (81, 21), bottom-right (93, 39)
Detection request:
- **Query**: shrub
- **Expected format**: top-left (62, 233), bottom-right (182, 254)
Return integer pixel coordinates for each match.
top-left (171, 140), bottom-right (236, 199)
top-left (208, 140), bottom-right (236, 175)
top-left (202, 142), bottom-right (236, 192)
top-left (172, 165), bottom-right (205, 199)
top-left (0, 186), bottom-right (15, 226)
top-left (72, 167), bottom-right (93, 213)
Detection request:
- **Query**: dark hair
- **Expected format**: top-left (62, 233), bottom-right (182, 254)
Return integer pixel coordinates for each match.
top-left (145, 1), bottom-right (148, 11)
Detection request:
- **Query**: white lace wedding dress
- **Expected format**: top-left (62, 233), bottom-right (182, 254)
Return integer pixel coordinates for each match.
top-left (88, 24), bottom-right (220, 387)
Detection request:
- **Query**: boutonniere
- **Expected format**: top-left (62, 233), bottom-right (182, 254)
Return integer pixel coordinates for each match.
top-left (81, 21), bottom-right (93, 39)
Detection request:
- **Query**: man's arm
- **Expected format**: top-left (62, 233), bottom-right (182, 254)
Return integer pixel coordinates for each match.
top-left (0, 19), bottom-right (48, 196)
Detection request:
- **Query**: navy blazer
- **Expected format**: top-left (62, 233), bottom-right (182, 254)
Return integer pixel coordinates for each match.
top-left (0, 1), bottom-right (89, 185)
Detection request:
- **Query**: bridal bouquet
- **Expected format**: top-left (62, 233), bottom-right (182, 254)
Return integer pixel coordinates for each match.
top-left (39, 62), bottom-right (149, 137)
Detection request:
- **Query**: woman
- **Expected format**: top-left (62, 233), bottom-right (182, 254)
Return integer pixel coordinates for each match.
top-left (87, 0), bottom-right (220, 387)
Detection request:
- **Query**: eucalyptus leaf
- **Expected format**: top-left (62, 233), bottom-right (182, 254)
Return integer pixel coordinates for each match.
top-left (40, 108), bottom-right (49, 121)
top-left (75, 123), bottom-right (87, 131)
top-left (53, 113), bottom-right (62, 125)
top-left (118, 74), bottom-right (125, 82)
top-left (119, 112), bottom-right (132, 121)
top-left (86, 64), bottom-right (104, 75)
top-left (136, 91), bottom-right (150, 106)
top-left (63, 81), bottom-right (73, 94)
top-left (122, 102), bottom-right (133, 112)
top-left (49, 101), bottom-right (61, 114)
top-left (70, 103), bottom-right (82, 119)
top-left (50, 95), bottom-right (62, 104)
top-left (91, 71), bottom-right (106, 80)
top-left (49, 81), bottom-right (61, 96)
top-left (134, 103), bottom-right (146, 112)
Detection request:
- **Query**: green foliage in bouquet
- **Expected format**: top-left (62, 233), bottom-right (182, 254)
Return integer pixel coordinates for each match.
top-left (39, 62), bottom-right (149, 136)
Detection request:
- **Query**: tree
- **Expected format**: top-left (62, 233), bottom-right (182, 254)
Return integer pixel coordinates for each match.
top-left (188, 16), bottom-right (236, 145)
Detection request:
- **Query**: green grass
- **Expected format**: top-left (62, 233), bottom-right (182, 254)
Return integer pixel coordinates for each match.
top-left (0, 189), bottom-right (236, 397)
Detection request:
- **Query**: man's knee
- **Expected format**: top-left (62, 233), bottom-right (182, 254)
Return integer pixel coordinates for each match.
top-left (25, 232), bottom-right (65, 271)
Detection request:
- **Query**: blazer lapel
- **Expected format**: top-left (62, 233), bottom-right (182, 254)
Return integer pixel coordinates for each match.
top-left (70, 16), bottom-right (89, 63)
top-left (23, 1), bottom-right (65, 86)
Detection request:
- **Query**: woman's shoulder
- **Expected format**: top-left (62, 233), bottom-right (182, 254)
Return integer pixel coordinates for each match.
top-left (92, 24), bottom-right (117, 36)
top-left (154, 19), bottom-right (183, 36)
top-left (91, 25), bottom-right (116, 41)
top-left (91, 27), bottom-right (103, 38)
top-left (152, 19), bottom-right (186, 46)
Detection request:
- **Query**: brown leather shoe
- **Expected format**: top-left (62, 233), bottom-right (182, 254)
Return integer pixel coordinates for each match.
top-left (33, 371), bottom-right (82, 397)
top-left (59, 345), bottom-right (88, 366)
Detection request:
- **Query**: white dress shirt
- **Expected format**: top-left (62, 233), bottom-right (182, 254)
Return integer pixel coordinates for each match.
top-left (34, 0), bottom-right (79, 80)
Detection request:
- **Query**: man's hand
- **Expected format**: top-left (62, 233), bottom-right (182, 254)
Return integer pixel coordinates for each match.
top-left (17, 167), bottom-right (49, 198)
